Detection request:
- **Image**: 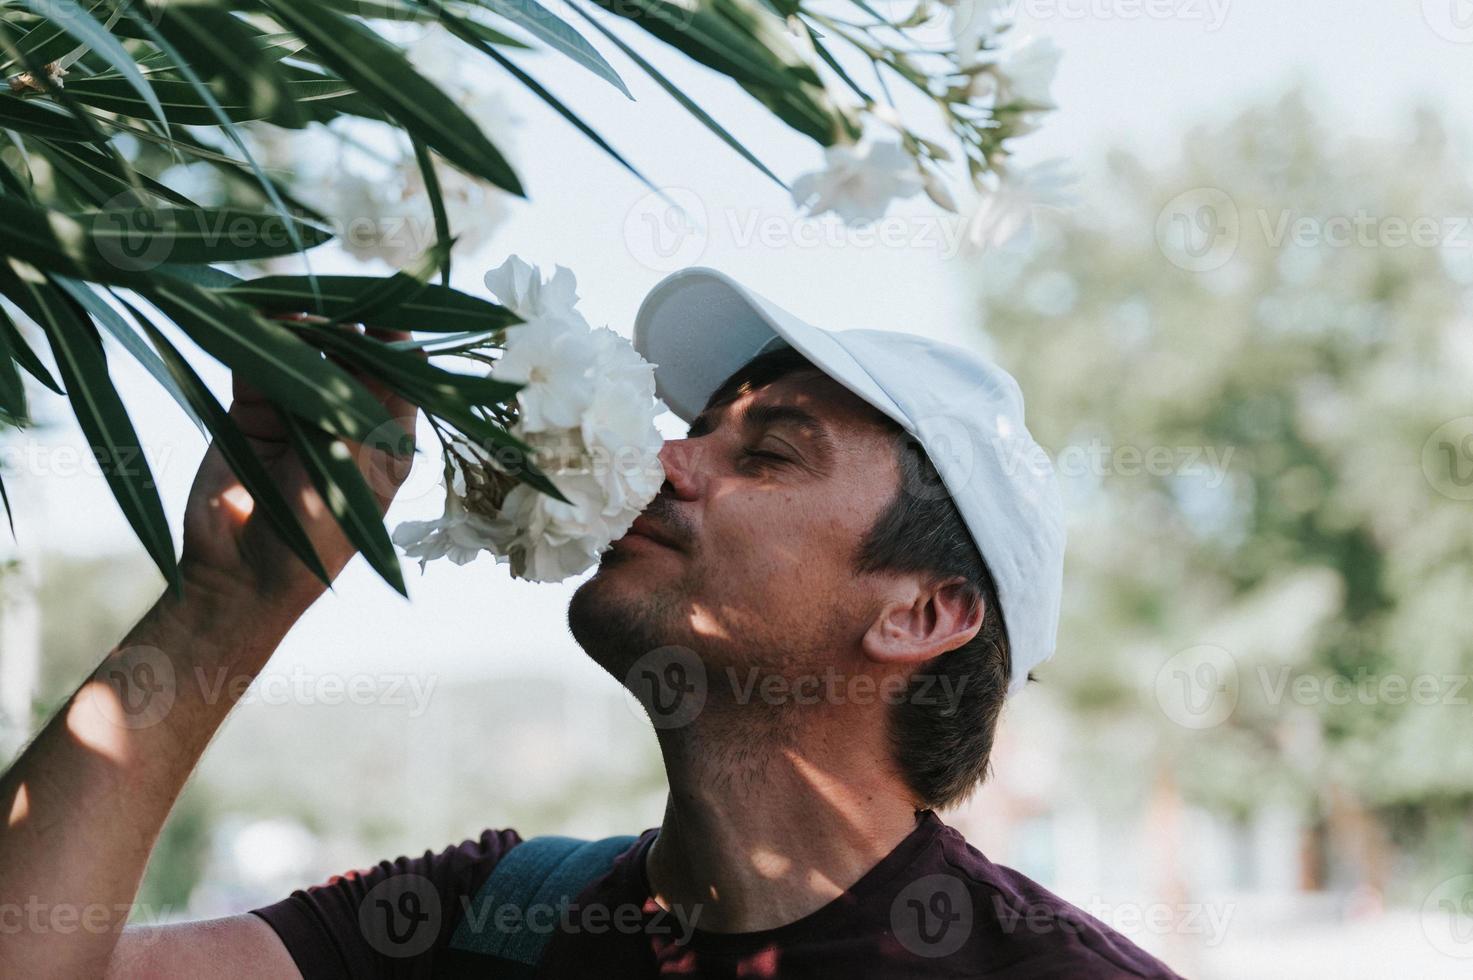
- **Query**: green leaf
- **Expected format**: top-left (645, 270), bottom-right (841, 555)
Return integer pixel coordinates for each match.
top-left (32, 139), bottom-right (202, 208)
top-left (433, 8), bottom-right (658, 197)
top-left (0, 299), bottom-right (62, 394)
top-left (139, 278), bottom-right (403, 452)
top-left (0, 467), bottom-right (12, 535)
top-left (50, 276), bottom-right (207, 433)
top-left (125, 300), bottom-right (333, 588)
top-left (410, 138), bottom-right (452, 288)
top-left (294, 320), bottom-right (520, 407)
top-left (221, 276), bottom-right (519, 333)
top-left (117, 6), bottom-right (322, 283)
top-left (0, 197), bottom-right (332, 285)
top-left (0, 304), bottom-right (29, 422)
top-left (0, 0), bottom-right (111, 72)
top-left (256, 0), bottom-right (524, 194)
top-left (0, 94), bottom-right (99, 142)
top-left (4, 260), bottom-right (178, 589)
top-left (17, 0), bottom-right (170, 133)
top-left (325, 236), bottom-right (452, 328)
top-left (386, 328), bottom-right (498, 351)
top-left (65, 76), bottom-right (355, 126)
top-left (77, 206), bottom-right (334, 264)
top-left (148, 3), bottom-right (304, 128)
top-left (157, 263), bottom-right (243, 290)
top-left (468, 0), bottom-right (631, 97)
top-left (124, 124), bottom-right (327, 221)
top-left (291, 323), bottom-right (564, 502)
top-left (571, 5), bottom-right (786, 187)
top-left (281, 412), bottom-right (406, 596)
top-left (585, 0), bottom-right (839, 143)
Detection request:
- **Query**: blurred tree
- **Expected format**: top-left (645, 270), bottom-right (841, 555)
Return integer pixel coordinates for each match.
top-left (977, 90), bottom-right (1473, 898)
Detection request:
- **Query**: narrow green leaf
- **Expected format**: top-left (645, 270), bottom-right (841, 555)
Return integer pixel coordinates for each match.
top-left (77, 206), bottom-right (334, 264)
top-left (65, 76), bottom-right (356, 126)
top-left (18, 0), bottom-right (169, 133)
top-left (0, 304), bottom-right (29, 422)
top-left (256, 0), bottom-right (524, 195)
top-left (125, 301), bottom-right (333, 588)
top-left (325, 237), bottom-right (451, 327)
top-left (386, 328), bottom-right (497, 351)
top-left (282, 413), bottom-right (406, 596)
top-left (467, 0), bottom-right (632, 97)
top-left (0, 197), bottom-right (332, 285)
top-left (221, 276), bottom-right (518, 334)
top-left (51, 277), bottom-right (206, 433)
top-left (294, 321), bottom-right (520, 407)
top-left (290, 323), bottom-right (564, 502)
top-left (117, 7), bottom-right (320, 287)
top-left (149, 4), bottom-right (304, 128)
top-left (0, 467), bottom-right (13, 535)
top-left (571, 4), bottom-right (786, 187)
top-left (584, 0), bottom-right (839, 142)
top-left (6, 260), bottom-right (178, 589)
top-left (0, 0), bottom-right (111, 72)
top-left (32, 139), bottom-right (201, 208)
top-left (434, 9), bottom-right (659, 197)
top-left (157, 263), bottom-right (243, 290)
top-left (139, 278), bottom-right (402, 452)
top-left (0, 94), bottom-right (99, 142)
top-left (410, 138), bottom-right (452, 288)
top-left (0, 288), bottom-right (63, 393)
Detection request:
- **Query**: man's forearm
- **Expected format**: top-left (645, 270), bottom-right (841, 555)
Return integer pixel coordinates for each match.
top-left (0, 574), bottom-right (297, 979)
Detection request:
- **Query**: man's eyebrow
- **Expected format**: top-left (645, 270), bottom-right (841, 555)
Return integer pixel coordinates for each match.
top-left (688, 403), bottom-right (837, 465)
top-left (746, 404), bottom-right (836, 465)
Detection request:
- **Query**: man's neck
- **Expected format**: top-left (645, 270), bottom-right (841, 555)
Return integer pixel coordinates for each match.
top-left (644, 706), bottom-right (923, 933)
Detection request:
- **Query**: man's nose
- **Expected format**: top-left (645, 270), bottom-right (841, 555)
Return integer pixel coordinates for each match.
top-left (657, 437), bottom-right (704, 501)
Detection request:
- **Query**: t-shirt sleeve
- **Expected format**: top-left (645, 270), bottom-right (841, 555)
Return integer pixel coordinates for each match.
top-left (250, 828), bottom-right (523, 979)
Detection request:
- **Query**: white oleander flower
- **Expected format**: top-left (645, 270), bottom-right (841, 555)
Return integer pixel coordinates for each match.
top-left (950, 0), bottom-right (1017, 67)
top-left (397, 257), bottom-right (665, 582)
top-left (391, 468), bottom-right (498, 568)
top-left (972, 36), bottom-right (1063, 110)
top-left (489, 314), bottom-right (602, 432)
top-left (965, 158), bottom-right (1077, 253)
top-left (791, 141), bottom-right (925, 226)
top-left (483, 255), bottom-right (584, 328)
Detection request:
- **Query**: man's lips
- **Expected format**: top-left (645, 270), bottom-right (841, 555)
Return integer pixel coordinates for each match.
top-left (622, 514), bottom-right (684, 552)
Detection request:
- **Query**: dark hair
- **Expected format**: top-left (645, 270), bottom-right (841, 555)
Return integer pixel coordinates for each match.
top-left (705, 345), bottom-right (1011, 810)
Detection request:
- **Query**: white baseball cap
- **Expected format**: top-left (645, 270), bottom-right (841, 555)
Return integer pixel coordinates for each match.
top-left (633, 267), bottom-right (1066, 695)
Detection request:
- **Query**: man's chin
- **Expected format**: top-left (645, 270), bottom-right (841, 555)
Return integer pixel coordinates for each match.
top-left (567, 560), bottom-right (677, 677)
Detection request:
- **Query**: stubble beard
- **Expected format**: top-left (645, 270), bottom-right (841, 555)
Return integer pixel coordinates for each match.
top-left (567, 557), bottom-right (687, 681)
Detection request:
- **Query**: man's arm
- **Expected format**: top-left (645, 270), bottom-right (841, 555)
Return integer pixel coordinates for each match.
top-left (0, 335), bottom-right (417, 979)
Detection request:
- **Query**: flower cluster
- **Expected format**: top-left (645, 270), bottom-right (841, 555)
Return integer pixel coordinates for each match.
top-left (392, 257), bottom-right (665, 582)
top-left (788, 0), bottom-right (1070, 249)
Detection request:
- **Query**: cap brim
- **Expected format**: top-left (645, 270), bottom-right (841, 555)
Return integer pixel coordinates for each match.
top-left (633, 267), bottom-right (906, 428)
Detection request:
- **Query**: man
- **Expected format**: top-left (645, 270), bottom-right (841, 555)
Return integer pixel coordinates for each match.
top-left (0, 268), bottom-right (1182, 978)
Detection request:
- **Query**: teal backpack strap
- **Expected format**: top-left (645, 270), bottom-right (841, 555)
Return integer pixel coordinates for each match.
top-left (446, 834), bottom-right (638, 975)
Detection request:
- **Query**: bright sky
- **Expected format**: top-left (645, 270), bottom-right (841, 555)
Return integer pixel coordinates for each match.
top-left (7, 0), bottom-right (1471, 683)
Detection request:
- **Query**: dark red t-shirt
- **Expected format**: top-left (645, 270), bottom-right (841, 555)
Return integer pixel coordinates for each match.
top-left (251, 812), bottom-right (1183, 978)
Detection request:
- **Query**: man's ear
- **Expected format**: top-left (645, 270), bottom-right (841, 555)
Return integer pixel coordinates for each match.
top-left (861, 576), bottom-right (984, 667)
